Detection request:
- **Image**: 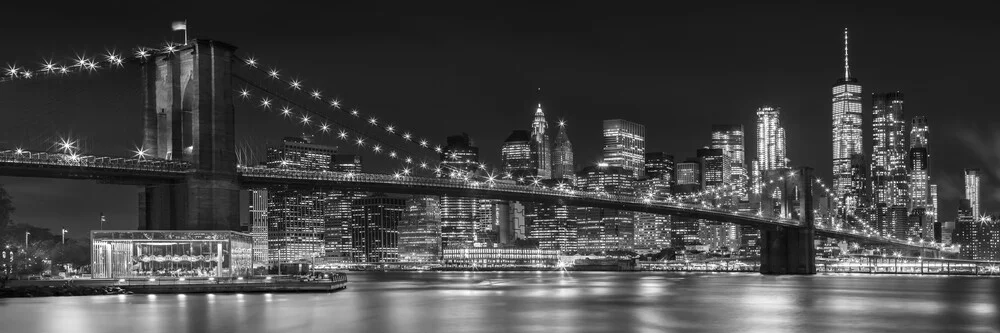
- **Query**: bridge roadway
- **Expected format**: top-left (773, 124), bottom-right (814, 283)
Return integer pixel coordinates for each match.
top-left (237, 167), bottom-right (938, 251)
top-left (0, 151), bottom-right (941, 251)
top-left (0, 150), bottom-right (189, 183)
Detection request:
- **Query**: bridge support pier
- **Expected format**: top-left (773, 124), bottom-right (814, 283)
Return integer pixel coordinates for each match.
top-left (759, 167), bottom-right (817, 275)
top-left (138, 39), bottom-right (240, 231)
top-left (760, 226), bottom-right (816, 274)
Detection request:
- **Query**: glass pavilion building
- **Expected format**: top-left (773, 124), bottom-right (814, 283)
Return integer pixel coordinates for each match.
top-left (91, 230), bottom-right (253, 279)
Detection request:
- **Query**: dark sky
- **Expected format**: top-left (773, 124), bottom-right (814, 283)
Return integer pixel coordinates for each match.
top-left (1, 1), bottom-right (998, 233)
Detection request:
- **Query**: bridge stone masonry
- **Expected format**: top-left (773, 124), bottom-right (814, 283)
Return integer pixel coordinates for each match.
top-left (138, 39), bottom-right (240, 231)
top-left (0, 38), bottom-right (951, 275)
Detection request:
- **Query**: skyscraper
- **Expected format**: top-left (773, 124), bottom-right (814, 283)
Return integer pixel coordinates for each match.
top-left (832, 28), bottom-right (864, 205)
top-left (439, 134), bottom-right (480, 249)
top-left (501, 130), bottom-right (534, 180)
top-left (755, 105), bottom-right (787, 171)
top-left (551, 121), bottom-right (575, 181)
top-left (265, 136), bottom-right (337, 264)
top-left (908, 147), bottom-right (929, 209)
top-left (531, 91), bottom-right (552, 179)
top-left (675, 160), bottom-right (701, 186)
top-left (328, 153), bottom-right (365, 261)
top-left (711, 124), bottom-right (746, 186)
top-left (644, 152), bottom-right (675, 183)
top-left (697, 148), bottom-right (731, 191)
top-left (909, 116), bottom-right (931, 210)
top-left (248, 188), bottom-right (268, 268)
top-left (634, 213), bottom-right (670, 254)
top-left (965, 169), bottom-right (981, 217)
top-left (928, 184), bottom-right (939, 240)
top-left (575, 165), bottom-right (635, 252)
top-left (399, 196), bottom-right (441, 263)
top-left (526, 200), bottom-right (576, 252)
top-left (871, 92), bottom-right (908, 207)
top-left (602, 119), bottom-right (646, 178)
top-left (350, 195), bottom-right (403, 263)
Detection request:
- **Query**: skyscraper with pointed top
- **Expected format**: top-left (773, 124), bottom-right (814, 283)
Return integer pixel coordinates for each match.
top-left (552, 120), bottom-right (574, 181)
top-left (531, 88), bottom-right (552, 179)
top-left (833, 28), bottom-right (864, 214)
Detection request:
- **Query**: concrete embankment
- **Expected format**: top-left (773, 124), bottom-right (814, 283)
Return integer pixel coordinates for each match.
top-left (3, 274), bottom-right (349, 298)
top-left (125, 281), bottom-right (347, 294)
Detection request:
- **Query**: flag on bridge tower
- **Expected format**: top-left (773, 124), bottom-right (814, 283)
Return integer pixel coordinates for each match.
top-left (172, 20), bottom-right (188, 45)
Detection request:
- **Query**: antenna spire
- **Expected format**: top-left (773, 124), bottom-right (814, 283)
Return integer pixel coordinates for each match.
top-left (843, 28), bottom-right (850, 79)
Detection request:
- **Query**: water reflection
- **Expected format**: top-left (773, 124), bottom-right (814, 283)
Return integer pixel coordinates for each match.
top-left (1, 272), bottom-right (997, 333)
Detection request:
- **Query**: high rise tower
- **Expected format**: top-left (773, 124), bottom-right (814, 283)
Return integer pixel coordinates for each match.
top-left (602, 119), bottom-right (646, 178)
top-left (964, 169), bottom-right (981, 217)
top-left (439, 134), bottom-right (480, 249)
top-left (531, 88), bottom-right (552, 179)
top-left (755, 105), bottom-right (786, 171)
top-left (832, 28), bottom-right (864, 208)
top-left (501, 130), bottom-right (534, 180)
top-left (551, 120), bottom-right (575, 180)
top-left (871, 92), bottom-right (908, 208)
top-left (908, 117), bottom-right (930, 210)
top-left (711, 124), bottom-right (746, 183)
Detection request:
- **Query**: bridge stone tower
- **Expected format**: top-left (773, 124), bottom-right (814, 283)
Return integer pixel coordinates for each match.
top-left (137, 39), bottom-right (240, 231)
top-left (759, 166), bottom-right (817, 274)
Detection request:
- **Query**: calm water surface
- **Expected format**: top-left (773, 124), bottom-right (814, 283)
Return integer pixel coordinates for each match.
top-left (1, 272), bottom-right (998, 333)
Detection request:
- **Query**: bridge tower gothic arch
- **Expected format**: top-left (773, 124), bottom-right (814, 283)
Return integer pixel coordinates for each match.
top-left (138, 39), bottom-right (240, 231)
top-left (758, 166), bottom-right (817, 274)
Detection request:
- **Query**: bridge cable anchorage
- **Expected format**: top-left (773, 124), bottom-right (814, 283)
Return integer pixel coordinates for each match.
top-left (233, 74), bottom-right (484, 179)
top-left (231, 54), bottom-right (504, 182)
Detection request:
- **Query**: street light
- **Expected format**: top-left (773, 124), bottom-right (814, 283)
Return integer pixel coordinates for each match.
top-left (61, 228), bottom-right (68, 244)
top-left (24, 231), bottom-right (30, 250)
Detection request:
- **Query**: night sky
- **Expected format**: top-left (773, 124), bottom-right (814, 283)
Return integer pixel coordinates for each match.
top-left (1, 2), bottom-right (998, 233)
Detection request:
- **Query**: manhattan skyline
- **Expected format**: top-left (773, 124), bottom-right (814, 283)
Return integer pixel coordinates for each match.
top-left (1, 2), bottom-right (999, 231)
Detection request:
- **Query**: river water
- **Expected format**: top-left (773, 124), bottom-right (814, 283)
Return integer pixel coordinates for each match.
top-left (1, 272), bottom-right (998, 333)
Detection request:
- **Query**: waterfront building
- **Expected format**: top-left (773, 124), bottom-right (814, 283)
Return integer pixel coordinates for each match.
top-left (499, 201), bottom-right (527, 244)
top-left (440, 133), bottom-right (480, 249)
top-left (265, 136), bottom-right (337, 264)
top-left (955, 206), bottom-right (1000, 261)
top-left (832, 28), bottom-right (864, 205)
top-left (399, 196), bottom-right (441, 263)
top-left (526, 201), bottom-right (577, 252)
top-left (91, 230), bottom-right (252, 279)
top-left (350, 196), bottom-right (404, 263)
top-left (954, 199), bottom-right (975, 254)
top-left (602, 119), bottom-right (646, 178)
top-left (248, 188), bottom-right (268, 268)
top-left (441, 247), bottom-right (559, 268)
top-left (575, 165), bottom-right (635, 253)
top-left (634, 213), bottom-right (670, 254)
